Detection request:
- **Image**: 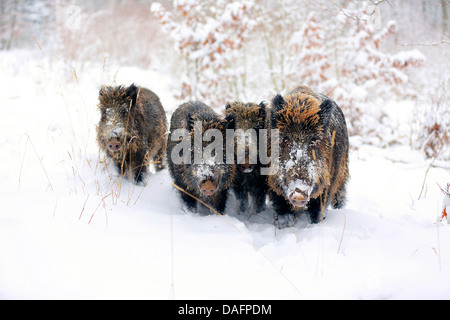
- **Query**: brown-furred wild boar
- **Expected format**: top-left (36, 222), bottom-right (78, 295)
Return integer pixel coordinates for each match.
top-left (268, 85), bottom-right (349, 228)
top-left (97, 84), bottom-right (167, 183)
top-left (224, 101), bottom-right (268, 214)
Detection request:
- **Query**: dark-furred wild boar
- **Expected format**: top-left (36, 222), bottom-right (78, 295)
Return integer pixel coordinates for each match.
top-left (224, 101), bottom-right (268, 214)
top-left (97, 84), bottom-right (167, 183)
top-left (268, 85), bottom-right (349, 228)
top-left (167, 101), bottom-right (236, 214)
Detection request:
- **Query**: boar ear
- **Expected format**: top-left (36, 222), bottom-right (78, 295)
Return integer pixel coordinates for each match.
top-left (271, 94), bottom-right (285, 112)
top-left (126, 83), bottom-right (138, 98)
top-left (224, 102), bottom-right (235, 128)
top-left (270, 95), bottom-right (285, 128)
top-left (258, 101), bottom-right (266, 120)
top-left (318, 99), bottom-right (334, 132)
top-left (99, 85), bottom-right (107, 97)
top-left (186, 112), bottom-right (196, 132)
top-left (125, 83), bottom-right (139, 109)
top-left (224, 113), bottom-right (235, 130)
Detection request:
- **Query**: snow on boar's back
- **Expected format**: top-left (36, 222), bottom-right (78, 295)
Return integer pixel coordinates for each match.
top-left (268, 85), bottom-right (349, 228)
top-left (167, 101), bottom-right (236, 215)
top-left (97, 84), bottom-right (168, 183)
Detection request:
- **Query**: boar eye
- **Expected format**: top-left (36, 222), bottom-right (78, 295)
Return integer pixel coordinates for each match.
top-left (121, 109), bottom-right (128, 117)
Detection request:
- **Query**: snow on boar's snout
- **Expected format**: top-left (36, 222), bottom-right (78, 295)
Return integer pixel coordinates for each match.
top-left (268, 85), bottom-right (350, 229)
top-left (167, 101), bottom-right (236, 215)
top-left (192, 161), bottom-right (224, 197)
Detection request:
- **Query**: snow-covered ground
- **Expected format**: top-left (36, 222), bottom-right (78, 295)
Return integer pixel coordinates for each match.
top-left (0, 50), bottom-right (449, 299)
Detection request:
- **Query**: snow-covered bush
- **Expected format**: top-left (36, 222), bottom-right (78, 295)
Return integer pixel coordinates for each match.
top-left (286, 12), bottom-right (331, 92)
top-left (310, 2), bottom-right (425, 141)
top-left (57, 1), bottom-right (167, 68)
top-left (5, 0), bottom-right (439, 152)
top-left (12, 0), bottom-right (171, 76)
top-left (411, 80), bottom-right (449, 161)
top-left (151, 0), bottom-right (256, 106)
top-left (151, 0), bottom-right (427, 147)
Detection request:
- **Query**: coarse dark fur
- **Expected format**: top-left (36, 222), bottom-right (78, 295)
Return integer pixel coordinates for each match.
top-left (167, 101), bottom-right (236, 214)
top-left (224, 101), bottom-right (268, 214)
top-left (268, 85), bottom-right (349, 228)
top-left (97, 84), bottom-right (167, 183)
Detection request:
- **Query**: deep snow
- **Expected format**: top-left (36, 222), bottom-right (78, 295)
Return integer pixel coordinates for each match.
top-left (0, 50), bottom-right (449, 299)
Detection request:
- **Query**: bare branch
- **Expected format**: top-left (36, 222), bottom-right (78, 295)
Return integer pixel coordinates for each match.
top-left (401, 40), bottom-right (450, 47)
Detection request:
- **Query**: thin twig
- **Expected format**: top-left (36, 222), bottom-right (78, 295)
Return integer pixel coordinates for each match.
top-left (79, 195), bottom-right (90, 220)
top-left (418, 156), bottom-right (438, 200)
top-left (52, 197), bottom-right (58, 218)
top-left (21, 134), bottom-right (54, 191)
top-left (88, 193), bottom-right (111, 225)
top-left (337, 211), bottom-right (347, 254)
top-left (172, 183), bottom-right (223, 216)
top-left (401, 40), bottom-right (449, 47)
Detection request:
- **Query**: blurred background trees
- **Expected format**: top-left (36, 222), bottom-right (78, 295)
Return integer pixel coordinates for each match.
top-left (0, 0), bottom-right (448, 159)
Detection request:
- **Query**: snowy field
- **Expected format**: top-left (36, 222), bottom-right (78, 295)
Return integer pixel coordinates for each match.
top-left (0, 50), bottom-right (449, 300)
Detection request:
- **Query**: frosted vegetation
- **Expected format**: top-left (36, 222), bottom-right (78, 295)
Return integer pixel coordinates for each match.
top-left (1, 0), bottom-right (447, 159)
top-left (0, 0), bottom-right (449, 299)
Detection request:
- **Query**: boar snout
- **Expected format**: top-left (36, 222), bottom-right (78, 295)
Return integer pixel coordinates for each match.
top-left (200, 180), bottom-right (217, 196)
top-left (288, 189), bottom-right (309, 208)
top-left (107, 138), bottom-right (122, 152)
top-left (239, 163), bottom-right (255, 173)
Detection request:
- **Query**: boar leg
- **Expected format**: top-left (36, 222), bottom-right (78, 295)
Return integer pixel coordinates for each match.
top-left (331, 184), bottom-right (347, 209)
top-left (308, 197), bottom-right (325, 224)
top-left (270, 191), bottom-right (296, 228)
top-left (152, 139), bottom-right (166, 172)
top-left (179, 190), bottom-right (197, 211)
top-left (235, 189), bottom-right (249, 213)
top-left (133, 164), bottom-right (147, 184)
top-left (213, 190), bottom-right (229, 215)
top-left (154, 145), bottom-right (166, 171)
top-left (252, 185), bottom-right (267, 214)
